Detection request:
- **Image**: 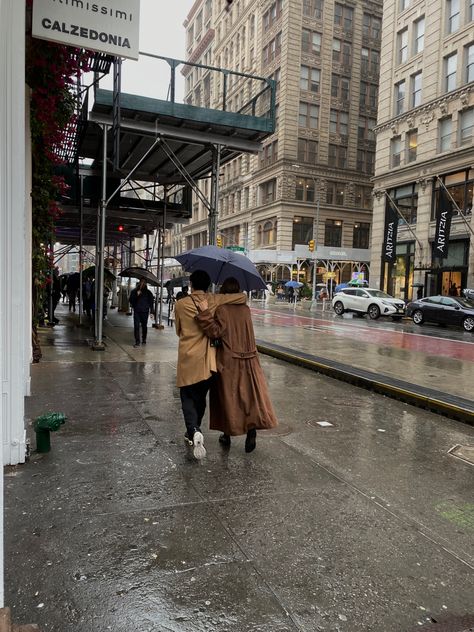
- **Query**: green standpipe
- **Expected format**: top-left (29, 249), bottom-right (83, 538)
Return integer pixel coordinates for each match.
top-left (34, 413), bottom-right (67, 453)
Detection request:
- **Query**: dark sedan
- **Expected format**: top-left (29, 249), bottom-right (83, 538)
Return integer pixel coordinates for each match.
top-left (406, 295), bottom-right (474, 332)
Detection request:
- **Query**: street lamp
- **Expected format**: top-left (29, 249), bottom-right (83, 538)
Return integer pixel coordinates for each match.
top-left (293, 165), bottom-right (320, 306)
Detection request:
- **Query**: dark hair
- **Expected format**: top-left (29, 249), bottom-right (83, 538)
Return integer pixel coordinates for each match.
top-left (220, 277), bottom-right (241, 294)
top-left (190, 270), bottom-right (211, 291)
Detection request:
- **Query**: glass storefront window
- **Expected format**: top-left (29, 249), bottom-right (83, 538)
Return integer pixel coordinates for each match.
top-left (433, 169), bottom-right (474, 218)
top-left (387, 241), bottom-right (415, 300)
top-left (390, 184), bottom-right (418, 224)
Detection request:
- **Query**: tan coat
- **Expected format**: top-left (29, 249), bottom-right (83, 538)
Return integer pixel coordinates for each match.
top-left (196, 303), bottom-right (278, 435)
top-left (174, 291), bottom-right (246, 387)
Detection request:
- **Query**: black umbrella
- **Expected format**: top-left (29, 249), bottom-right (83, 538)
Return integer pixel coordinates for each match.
top-left (119, 266), bottom-right (160, 286)
top-left (82, 266), bottom-right (116, 283)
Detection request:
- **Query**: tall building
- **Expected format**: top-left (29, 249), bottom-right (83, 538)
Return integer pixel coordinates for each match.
top-left (179, 0), bottom-right (382, 285)
top-left (372, 0), bottom-right (474, 300)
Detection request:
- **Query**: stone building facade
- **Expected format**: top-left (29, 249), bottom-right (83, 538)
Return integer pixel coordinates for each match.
top-left (177, 0), bottom-right (382, 284)
top-left (372, 0), bottom-right (474, 300)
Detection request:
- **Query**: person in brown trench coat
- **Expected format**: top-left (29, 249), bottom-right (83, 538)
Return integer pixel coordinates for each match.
top-left (195, 277), bottom-right (278, 453)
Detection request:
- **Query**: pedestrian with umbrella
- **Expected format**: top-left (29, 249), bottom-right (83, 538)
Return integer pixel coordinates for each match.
top-left (174, 269), bottom-right (247, 460)
top-left (195, 277), bottom-right (278, 453)
top-left (129, 278), bottom-right (154, 348)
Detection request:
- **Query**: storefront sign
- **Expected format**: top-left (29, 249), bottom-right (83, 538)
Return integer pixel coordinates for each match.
top-left (32, 0), bottom-right (141, 60)
top-left (382, 203), bottom-right (398, 263)
top-left (433, 187), bottom-right (453, 259)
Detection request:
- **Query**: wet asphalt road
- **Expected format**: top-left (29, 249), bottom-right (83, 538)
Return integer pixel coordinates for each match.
top-left (4, 310), bottom-right (474, 631)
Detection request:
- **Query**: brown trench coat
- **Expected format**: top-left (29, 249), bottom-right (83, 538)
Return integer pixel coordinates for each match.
top-left (196, 303), bottom-right (278, 436)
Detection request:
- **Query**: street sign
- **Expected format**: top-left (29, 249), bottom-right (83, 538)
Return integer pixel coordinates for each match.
top-left (32, 0), bottom-right (141, 60)
top-left (226, 246), bottom-right (246, 252)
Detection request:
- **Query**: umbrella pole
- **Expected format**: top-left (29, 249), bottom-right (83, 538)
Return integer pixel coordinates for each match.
top-left (93, 124), bottom-right (108, 351)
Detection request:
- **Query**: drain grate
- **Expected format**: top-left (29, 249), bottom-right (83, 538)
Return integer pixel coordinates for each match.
top-left (407, 614), bottom-right (474, 631)
top-left (449, 445), bottom-right (474, 466)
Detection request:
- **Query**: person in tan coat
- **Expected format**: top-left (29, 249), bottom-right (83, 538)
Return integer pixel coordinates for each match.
top-left (174, 270), bottom-right (246, 459)
top-left (195, 277), bottom-right (278, 453)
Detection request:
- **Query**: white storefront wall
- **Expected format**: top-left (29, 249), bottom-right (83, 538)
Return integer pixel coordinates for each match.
top-left (0, 0), bottom-right (29, 606)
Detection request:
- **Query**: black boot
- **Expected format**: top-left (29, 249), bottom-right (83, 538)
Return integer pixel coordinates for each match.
top-left (245, 429), bottom-right (256, 453)
top-left (219, 433), bottom-right (231, 447)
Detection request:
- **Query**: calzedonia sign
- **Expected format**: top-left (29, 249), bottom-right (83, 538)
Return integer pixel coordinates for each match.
top-left (32, 0), bottom-right (140, 60)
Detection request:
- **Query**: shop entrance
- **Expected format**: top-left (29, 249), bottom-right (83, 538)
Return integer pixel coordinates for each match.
top-left (441, 270), bottom-right (463, 297)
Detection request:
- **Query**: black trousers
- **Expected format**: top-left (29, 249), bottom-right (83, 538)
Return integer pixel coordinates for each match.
top-left (133, 311), bottom-right (149, 343)
top-left (180, 377), bottom-right (213, 438)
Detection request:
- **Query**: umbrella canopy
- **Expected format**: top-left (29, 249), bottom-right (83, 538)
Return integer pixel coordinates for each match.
top-left (82, 266), bottom-right (116, 282)
top-left (285, 280), bottom-right (303, 288)
top-left (174, 245), bottom-right (266, 292)
top-left (119, 266), bottom-right (160, 287)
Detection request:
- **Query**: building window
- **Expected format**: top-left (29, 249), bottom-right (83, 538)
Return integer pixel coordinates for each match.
top-left (391, 184), bottom-right (418, 224)
top-left (391, 136), bottom-right (402, 167)
top-left (334, 3), bottom-right (353, 29)
top-left (356, 148), bottom-right (375, 173)
top-left (330, 109), bottom-right (349, 136)
top-left (470, 0), bottom-right (474, 21)
top-left (300, 66), bottom-right (321, 92)
top-left (406, 129), bottom-right (418, 162)
top-left (297, 138), bottom-right (318, 163)
top-left (400, 0), bottom-right (410, 11)
top-left (459, 107), bottom-right (474, 145)
top-left (363, 14), bottom-right (382, 39)
top-left (259, 141), bottom-right (278, 167)
top-left (361, 47), bottom-right (380, 76)
top-left (353, 222), bottom-right (370, 249)
top-left (447, 0), bottom-right (460, 33)
top-left (331, 74), bottom-right (350, 101)
top-left (439, 117), bottom-right (452, 151)
top-left (258, 220), bottom-right (277, 246)
top-left (262, 32), bottom-right (282, 64)
top-left (360, 81), bottom-right (378, 109)
top-left (302, 29), bottom-right (322, 55)
top-left (292, 216), bottom-right (314, 248)
top-left (303, 0), bottom-right (324, 19)
top-left (395, 80), bottom-right (406, 115)
top-left (414, 17), bottom-right (425, 54)
top-left (263, 0), bottom-right (283, 31)
top-left (328, 144), bottom-right (347, 168)
top-left (355, 186), bottom-right (372, 209)
top-left (465, 43), bottom-right (474, 82)
top-left (260, 179), bottom-right (277, 204)
top-left (299, 102), bottom-right (320, 128)
top-left (324, 219), bottom-right (342, 247)
top-left (411, 71), bottom-right (422, 107)
top-left (432, 170), bottom-right (474, 219)
top-left (445, 52), bottom-right (457, 91)
top-left (326, 181), bottom-right (345, 205)
top-left (295, 178), bottom-right (315, 202)
top-left (358, 116), bottom-right (376, 141)
top-left (398, 28), bottom-right (408, 64)
top-left (332, 39), bottom-right (352, 66)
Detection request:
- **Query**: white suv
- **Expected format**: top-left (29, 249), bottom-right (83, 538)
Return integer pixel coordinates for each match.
top-left (332, 288), bottom-right (406, 320)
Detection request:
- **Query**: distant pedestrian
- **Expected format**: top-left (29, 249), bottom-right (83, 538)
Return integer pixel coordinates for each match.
top-left (129, 279), bottom-right (154, 348)
top-left (449, 282), bottom-right (459, 297)
top-left (176, 285), bottom-right (189, 301)
top-left (174, 270), bottom-right (246, 459)
top-left (195, 277), bottom-right (278, 453)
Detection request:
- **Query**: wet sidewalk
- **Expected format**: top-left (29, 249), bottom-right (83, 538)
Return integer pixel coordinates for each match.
top-left (4, 306), bottom-right (474, 632)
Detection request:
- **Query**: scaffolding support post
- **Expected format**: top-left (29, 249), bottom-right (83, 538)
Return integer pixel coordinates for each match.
top-left (156, 187), bottom-right (167, 330)
top-left (78, 175), bottom-right (84, 325)
top-left (92, 124), bottom-right (108, 351)
top-left (209, 145), bottom-right (221, 246)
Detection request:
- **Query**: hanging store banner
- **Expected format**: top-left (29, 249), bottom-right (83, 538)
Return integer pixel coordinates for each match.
top-left (32, 0), bottom-right (141, 60)
top-left (382, 201), bottom-right (398, 263)
top-left (433, 187), bottom-right (453, 259)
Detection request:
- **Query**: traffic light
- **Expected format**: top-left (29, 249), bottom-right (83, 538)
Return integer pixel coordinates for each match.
top-left (308, 239), bottom-right (315, 252)
top-left (216, 235), bottom-right (223, 248)
top-left (118, 224), bottom-right (124, 232)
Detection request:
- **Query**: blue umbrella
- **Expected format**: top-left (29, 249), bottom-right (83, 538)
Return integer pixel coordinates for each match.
top-left (174, 245), bottom-right (266, 292)
top-left (285, 280), bottom-right (303, 288)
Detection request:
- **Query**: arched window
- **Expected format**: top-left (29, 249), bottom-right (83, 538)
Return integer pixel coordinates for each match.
top-left (262, 220), bottom-right (277, 245)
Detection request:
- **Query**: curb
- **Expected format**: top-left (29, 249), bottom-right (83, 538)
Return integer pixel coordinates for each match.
top-left (256, 340), bottom-right (474, 426)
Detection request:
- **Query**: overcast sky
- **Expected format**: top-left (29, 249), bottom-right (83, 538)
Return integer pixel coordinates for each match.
top-left (101, 0), bottom-right (192, 101)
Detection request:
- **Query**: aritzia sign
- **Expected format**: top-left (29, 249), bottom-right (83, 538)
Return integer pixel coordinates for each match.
top-left (32, 0), bottom-right (141, 60)
top-left (433, 187), bottom-right (453, 260)
top-left (382, 200), bottom-right (398, 263)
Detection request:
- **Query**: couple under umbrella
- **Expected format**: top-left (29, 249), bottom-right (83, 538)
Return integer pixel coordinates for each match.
top-left (174, 246), bottom-right (278, 458)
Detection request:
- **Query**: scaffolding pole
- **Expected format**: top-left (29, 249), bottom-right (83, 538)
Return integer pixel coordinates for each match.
top-left (78, 175), bottom-right (84, 325)
top-left (209, 145), bottom-right (221, 246)
top-left (157, 187), bottom-right (167, 329)
top-left (93, 124), bottom-right (108, 350)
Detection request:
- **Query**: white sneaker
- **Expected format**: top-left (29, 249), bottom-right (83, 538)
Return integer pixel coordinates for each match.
top-left (193, 431), bottom-right (206, 460)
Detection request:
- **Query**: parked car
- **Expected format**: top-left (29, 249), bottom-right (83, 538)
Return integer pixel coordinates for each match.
top-left (334, 279), bottom-right (369, 293)
top-left (406, 295), bottom-right (474, 332)
top-left (463, 288), bottom-right (474, 302)
top-left (332, 288), bottom-right (406, 320)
